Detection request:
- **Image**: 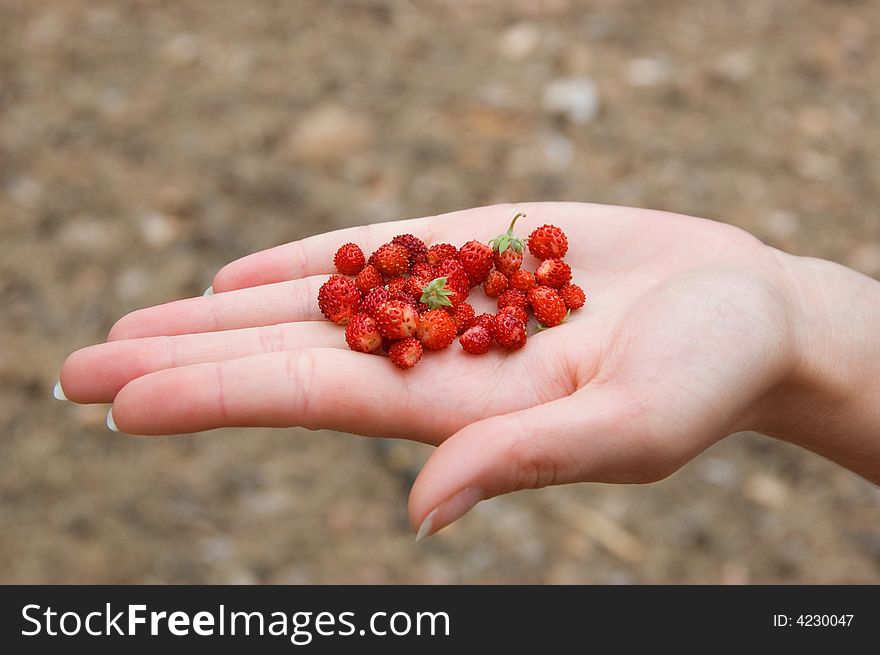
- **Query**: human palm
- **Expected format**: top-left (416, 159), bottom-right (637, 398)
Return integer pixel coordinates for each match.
top-left (61, 202), bottom-right (794, 536)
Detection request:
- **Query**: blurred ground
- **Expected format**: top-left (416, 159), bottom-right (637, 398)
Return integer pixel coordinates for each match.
top-left (1, 0), bottom-right (879, 583)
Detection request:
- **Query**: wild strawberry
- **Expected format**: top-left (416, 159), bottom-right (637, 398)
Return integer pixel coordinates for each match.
top-left (459, 240), bottom-right (494, 286)
top-left (318, 275), bottom-right (361, 325)
top-left (459, 325), bottom-right (492, 355)
top-left (417, 309), bottom-right (457, 351)
top-left (497, 288), bottom-right (529, 312)
top-left (471, 313), bottom-right (494, 332)
top-left (426, 243), bottom-right (458, 266)
top-left (391, 234), bottom-right (428, 263)
top-left (508, 268), bottom-right (536, 293)
top-left (387, 276), bottom-right (409, 297)
top-left (491, 312), bottom-right (527, 351)
top-left (359, 286), bottom-right (391, 317)
top-left (407, 273), bottom-right (431, 298)
top-left (437, 257), bottom-right (467, 279)
top-left (560, 283), bottom-right (586, 310)
top-left (355, 264), bottom-right (383, 294)
top-left (411, 262), bottom-right (436, 280)
top-left (483, 270), bottom-right (509, 298)
top-left (389, 337), bottom-right (423, 370)
top-left (448, 302), bottom-right (476, 334)
top-left (334, 243), bottom-right (365, 276)
top-left (529, 286), bottom-right (568, 328)
top-left (535, 258), bottom-right (572, 289)
top-left (500, 304), bottom-right (529, 326)
top-left (490, 212), bottom-right (526, 276)
top-left (528, 224), bottom-right (568, 260)
top-left (374, 300), bottom-right (418, 339)
top-left (345, 313), bottom-right (382, 353)
top-left (371, 242), bottom-right (411, 277)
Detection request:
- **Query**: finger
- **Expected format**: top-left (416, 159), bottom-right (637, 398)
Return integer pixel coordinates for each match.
top-left (61, 321), bottom-right (343, 404)
top-left (108, 276), bottom-right (327, 340)
top-left (211, 215), bottom-right (437, 292)
top-left (407, 385), bottom-right (672, 540)
top-left (109, 348), bottom-right (434, 438)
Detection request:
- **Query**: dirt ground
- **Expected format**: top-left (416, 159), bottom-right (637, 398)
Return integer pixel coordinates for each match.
top-left (1, 0), bottom-right (879, 583)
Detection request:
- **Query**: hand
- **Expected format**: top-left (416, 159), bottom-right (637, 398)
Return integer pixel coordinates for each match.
top-left (57, 202), bottom-right (859, 538)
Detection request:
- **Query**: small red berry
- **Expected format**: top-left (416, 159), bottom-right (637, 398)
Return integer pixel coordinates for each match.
top-left (386, 276), bottom-right (409, 297)
top-left (345, 313), bottom-right (382, 353)
top-left (535, 258), bottom-right (572, 289)
top-left (389, 337), bottom-right (423, 370)
top-left (391, 234), bottom-right (428, 263)
top-left (355, 264), bottom-right (383, 294)
top-left (560, 284), bottom-right (586, 310)
top-left (374, 300), bottom-right (418, 339)
top-left (448, 302), bottom-right (476, 335)
top-left (497, 288), bottom-right (529, 312)
top-left (318, 275), bottom-right (361, 325)
top-left (411, 262), bottom-right (436, 279)
top-left (460, 325), bottom-right (492, 355)
top-left (500, 304), bottom-right (528, 326)
top-left (509, 269), bottom-right (536, 293)
top-left (489, 212), bottom-right (526, 276)
top-left (458, 240), bottom-right (494, 286)
top-left (372, 243), bottom-right (411, 277)
top-left (471, 313), bottom-right (494, 332)
top-left (528, 224), bottom-right (568, 260)
top-left (491, 312), bottom-right (527, 351)
top-left (416, 309), bottom-right (457, 351)
top-left (359, 286), bottom-right (391, 317)
top-left (333, 243), bottom-right (366, 276)
top-left (483, 270), bottom-right (509, 298)
top-left (426, 243), bottom-right (458, 266)
top-left (529, 286), bottom-right (568, 327)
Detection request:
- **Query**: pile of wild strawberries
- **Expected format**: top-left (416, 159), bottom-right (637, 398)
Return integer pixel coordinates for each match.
top-left (317, 213), bottom-right (585, 369)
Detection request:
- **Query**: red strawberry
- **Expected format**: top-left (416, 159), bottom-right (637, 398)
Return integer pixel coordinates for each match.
top-left (416, 309), bottom-right (457, 351)
top-left (374, 300), bottom-right (418, 339)
top-left (387, 276), bottom-right (409, 297)
top-left (471, 313), bottom-right (494, 332)
top-left (372, 243), bottom-right (411, 277)
top-left (491, 312), bottom-right (527, 351)
top-left (355, 264), bottom-right (383, 294)
top-left (359, 286), bottom-right (391, 317)
top-left (459, 240), bottom-right (494, 286)
top-left (389, 337), bottom-right (423, 370)
top-left (529, 286), bottom-right (568, 327)
top-left (459, 325), bottom-right (492, 355)
top-left (334, 243), bottom-right (365, 276)
top-left (500, 304), bottom-right (529, 326)
top-left (535, 258), bottom-right (572, 289)
top-left (345, 313), bottom-right (382, 353)
top-left (391, 234), bottom-right (428, 264)
top-left (497, 288), bottom-right (529, 312)
top-left (528, 224), bottom-right (568, 260)
top-left (426, 243), bottom-right (458, 266)
top-left (437, 257), bottom-right (467, 279)
top-left (560, 283), bottom-right (586, 310)
top-left (508, 268), bottom-right (536, 293)
top-left (411, 262), bottom-right (436, 280)
top-left (448, 302), bottom-right (476, 334)
top-left (482, 270), bottom-right (509, 298)
top-left (318, 275), bottom-right (361, 325)
top-left (490, 212), bottom-right (526, 276)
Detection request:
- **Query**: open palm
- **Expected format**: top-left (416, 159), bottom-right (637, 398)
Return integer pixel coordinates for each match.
top-left (61, 202), bottom-right (795, 536)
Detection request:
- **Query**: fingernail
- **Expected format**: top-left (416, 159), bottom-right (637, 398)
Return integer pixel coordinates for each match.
top-left (53, 381), bottom-right (67, 401)
top-left (106, 408), bottom-right (119, 432)
top-left (203, 286), bottom-right (214, 296)
top-left (415, 486), bottom-right (484, 542)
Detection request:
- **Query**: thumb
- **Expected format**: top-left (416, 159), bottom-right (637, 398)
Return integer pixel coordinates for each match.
top-left (408, 385), bottom-right (651, 540)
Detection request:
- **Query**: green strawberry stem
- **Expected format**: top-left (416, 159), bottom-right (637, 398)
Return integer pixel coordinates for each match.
top-left (490, 212), bottom-right (527, 254)
top-left (420, 276), bottom-right (455, 309)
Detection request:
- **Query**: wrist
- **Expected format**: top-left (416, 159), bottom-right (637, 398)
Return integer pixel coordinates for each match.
top-left (750, 249), bottom-right (880, 481)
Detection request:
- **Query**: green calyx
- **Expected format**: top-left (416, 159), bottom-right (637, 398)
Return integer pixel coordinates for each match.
top-left (489, 212), bottom-right (527, 254)
top-left (420, 276), bottom-right (454, 309)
